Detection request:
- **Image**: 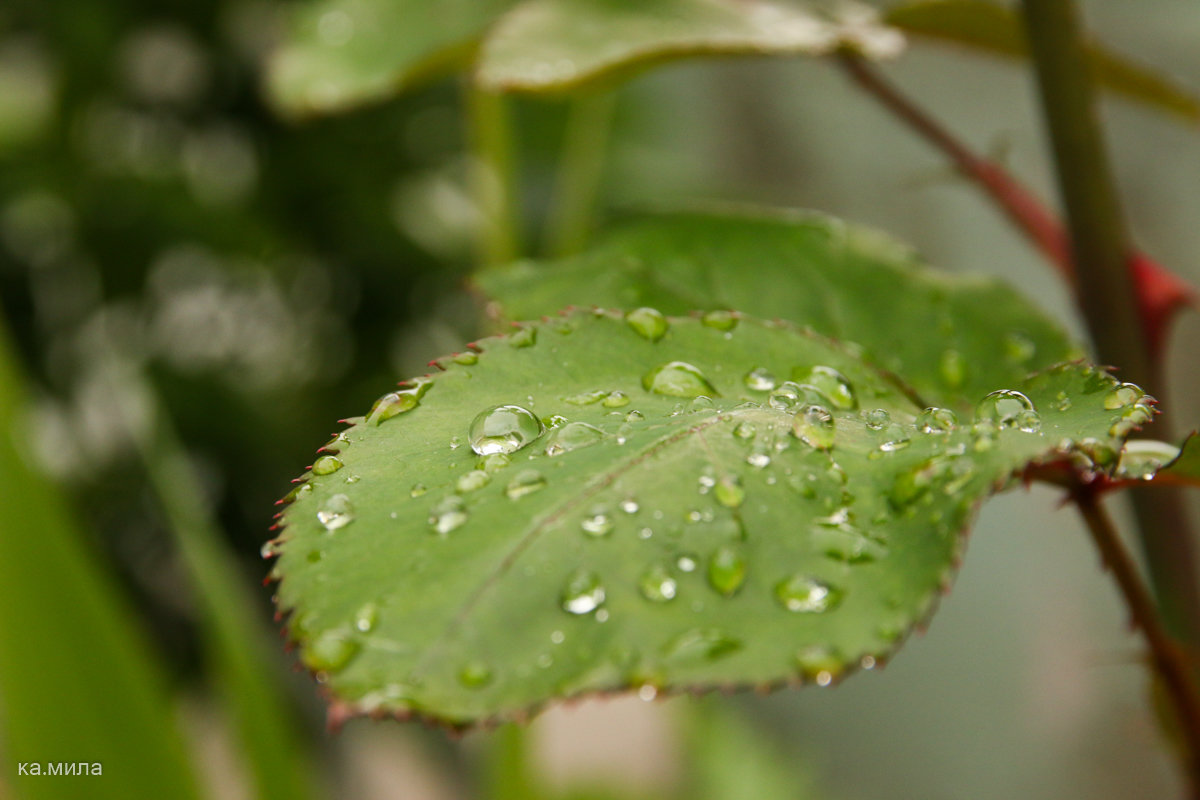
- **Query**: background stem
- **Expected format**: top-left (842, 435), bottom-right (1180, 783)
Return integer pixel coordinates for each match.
top-left (544, 90), bottom-right (617, 258)
top-left (467, 84), bottom-right (523, 268)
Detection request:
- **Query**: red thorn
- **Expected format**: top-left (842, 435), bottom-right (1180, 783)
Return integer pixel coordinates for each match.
top-left (1130, 252), bottom-right (1198, 357)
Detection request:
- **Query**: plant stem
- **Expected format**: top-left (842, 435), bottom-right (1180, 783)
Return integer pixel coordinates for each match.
top-left (545, 90), bottom-right (617, 258)
top-left (466, 83), bottom-right (522, 269)
top-left (1020, 0), bottom-right (1200, 645)
top-left (1072, 484), bottom-right (1200, 795)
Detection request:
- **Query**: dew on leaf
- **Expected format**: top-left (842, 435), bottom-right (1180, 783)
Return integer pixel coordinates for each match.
top-left (354, 602), bottom-right (378, 633)
top-left (581, 507), bottom-right (614, 537)
top-left (863, 408), bottom-right (890, 430)
top-left (743, 367), bottom-right (777, 392)
top-left (676, 554), bottom-right (698, 572)
top-left (639, 564), bottom-right (678, 603)
top-left (312, 455), bottom-right (344, 475)
top-left (478, 453), bottom-right (511, 473)
top-left (602, 390), bottom-right (630, 408)
top-left (544, 422), bottom-right (606, 456)
top-left (429, 496), bottom-right (468, 534)
top-left (768, 381), bottom-right (801, 410)
top-left (458, 661), bottom-right (493, 688)
top-left (561, 569), bottom-right (605, 615)
top-left (505, 469), bottom-right (547, 499)
top-left (975, 389), bottom-right (1036, 428)
top-left (456, 470), bottom-right (491, 493)
top-left (916, 407), bottom-right (958, 434)
top-left (714, 475), bottom-right (745, 508)
top-left (792, 404), bottom-right (836, 450)
top-left (746, 447), bottom-right (771, 469)
top-left (794, 645), bottom-right (842, 685)
top-left (282, 483), bottom-right (313, 504)
top-left (1015, 409), bottom-right (1042, 433)
top-left (303, 628), bottom-right (359, 673)
top-left (775, 574), bottom-right (842, 613)
top-left (509, 326), bottom-right (537, 348)
top-left (1104, 382), bottom-right (1144, 410)
top-left (707, 545), bottom-right (747, 596)
top-left (468, 404), bottom-right (544, 456)
top-left (625, 409), bottom-right (645, 422)
top-left (620, 498), bottom-right (640, 514)
top-left (564, 390), bottom-right (606, 406)
top-left (410, 483), bottom-right (428, 497)
top-left (642, 361), bottom-right (719, 398)
top-left (317, 493), bottom-right (355, 531)
top-left (366, 379), bottom-right (431, 425)
top-left (1116, 440), bottom-right (1179, 481)
top-left (625, 307), bottom-right (669, 341)
top-left (452, 351), bottom-right (478, 366)
top-left (733, 422), bottom-right (757, 439)
top-left (662, 628), bottom-right (741, 663)
top-left (701, 310), bottom-right (738, 331)
top-left (794, 365), bottom-right (857, 409)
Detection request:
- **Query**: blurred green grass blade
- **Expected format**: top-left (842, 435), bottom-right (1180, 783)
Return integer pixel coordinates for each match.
top-left (0, 327), bottom-right (201, 800)
top-left (139, 406), bottom-right (321, 800)
top-left (886, 0), bottom-right (1200, 124)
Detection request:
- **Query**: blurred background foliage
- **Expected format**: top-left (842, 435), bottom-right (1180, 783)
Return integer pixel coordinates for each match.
top-left (1, 0), bottom-right (1199, 798)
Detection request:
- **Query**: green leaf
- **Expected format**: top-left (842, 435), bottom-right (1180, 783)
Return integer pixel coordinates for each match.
top-left (265, 0), bottom-right (517, 116)
top-left (1137, 433), bottom-right (1200, 487)
top-left (270, 309), bottom-right (1138, 726)
top-left (475, 210), bottom-right (1081, 413)
top-left (477, 0), bottom-right (905, 93)
top-left (886, 0), bottom-right (1200, 124)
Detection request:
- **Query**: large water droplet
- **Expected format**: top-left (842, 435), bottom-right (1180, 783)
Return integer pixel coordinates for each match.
top-left (429, 496), bottom-right (468, 534)
top-left (581, 506), bottom-right (614, 536)
top-left (505, 469), bottom-right (547, 499)
top-left (367, 378), bottom-right (432, 425)
top-left (312, 455), bottom-right (344, 475)
top-left (303, 628), bottom-right (360, 673)
top-left (317, 494), bottom-right (355, 531)
top-left (792, 405), bottom-right (836, 450)
top-left (561, 569), bottom-right (605, 615)
top-left (639, 564), bottom-right (678, 603)
top-left (642, 361), bottom-right (719, 398)
top-left (1104, 382), bottom-right (1144, 410)
top-left (625, 307), bottom-right (669, 341)
top-left (795, 366), bottom-right (857, 409)
top-left (714, 475), bottom-right (745, 508)
top-left (744, 367), bottom-right (777, 392)
top-left (916, 407), bottom-right (958, 434)
top-left (775, 575), bottom-right (842, 613)
top-left (707, 545), bottom-right (747, 596)
top-left (975, 390), bottom-right (1036, 428)
top-left (1116, 440), bottom-right (1179, 481)
top-left (469, 404), bottom-right (544, 455)
top-left (545, 422), bottom-right (606, 456)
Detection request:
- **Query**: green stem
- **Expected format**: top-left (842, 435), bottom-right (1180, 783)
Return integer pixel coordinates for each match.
top-left (545, 90), bottom-right (617, 257)
top-left (1021, 0), bottom-right (1200, 645)
top-left (466, 83), bottom-right (522, 269)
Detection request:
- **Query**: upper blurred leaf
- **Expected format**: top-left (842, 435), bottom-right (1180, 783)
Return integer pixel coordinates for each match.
top-left (886, 0), bottom-right (1200, 124)
top-left (265, 0), bottom-right (517, 116)
top-left (476, 0), bottom-right (904, 93)
top-left (476, 210), bottom-right (1082, 413)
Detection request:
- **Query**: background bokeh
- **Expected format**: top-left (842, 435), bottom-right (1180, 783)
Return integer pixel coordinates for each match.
top-left (1, 0), bottom-right (1198, 797)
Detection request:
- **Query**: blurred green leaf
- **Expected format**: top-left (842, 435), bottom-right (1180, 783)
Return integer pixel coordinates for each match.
top-left (886, 0), bottom-right (1200, 124)
top-left (0, 328), bottom-right (200, 800)
top-left (476, 210), bottom-right (1080, 413)
top-left (477, 0), bottom-right (903, 93)
top-left (270, 308), bottom-right (1141, 727)
top-left (1139, 433), bottom-right (1200, 487)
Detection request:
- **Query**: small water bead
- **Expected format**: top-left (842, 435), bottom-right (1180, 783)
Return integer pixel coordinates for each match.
top-left (366, 379), bottom-right (431, 425)
top-left (317, 494), bottom-right (355, 531)
top-left (410, 483), bottom-right (428, 497)
top-left (686, 508), bottom-right (714, 524)
top-left (1052, 392), bottom-right (1073, 412)
top-left (544, 422), bottom-right (606, 456)
top-left (564, 390), bottom-right (606, 406)
top-left (282, 482), bottom-right (313, 504)
top-left (662, 628), bottom-right (741, 663)
top-left (602, 391), bottom-right (630, 408)
top-left (302, 628), bottom-right (360, 673)
top-left (550, 630), bottom-right (565, 645)
top-left (916, 407), bottom-right (958, 434)
top-left (697, 473), bottom-right (716, 494)
top-left (795, 366), bottom-right (857, 410)
top-left (505, 470), bottom-right (547, 499)
top-left (939, 348), bottom-right (966, 389)
top-left (639, 564), bottom-right (678, 603)
top-left (581, 507), bottom-right (614, 536)
top-left (561, 569), bottom-right (606, 615)
top-left (1003, 332), bottom-right (1036, 365)
top-left (469, 404), bottom-right (545, 456)
top-left (744, 367), bottom-right (777, 392)
top-left (707, 545), bottom-right (747, 596)
top-left (429, 496), bottom-right (468, 534)
top-left (458, 661), bottom-right (493, 688)
top-left (733, 422), bottom-right (757, 440)
top-left (456, 470), bottom-right (491, 493)
top-left (794, 646), bottom-right (842, 686)
top-left (312, 455), bottom-right (344, 475)
top-left (637, 526), bottom-right (653, 540)
top-left (676, 554), bottom-right (698, 572)
top-left (714, 476), bottom-right (745, 508)
top-left (1077, 438), bottom-right (1119, 470)
top-left (624, 409), bottom-right (645, 422)
top-left (792, 404), bottom-right (836, 450)
top-left (1015, 409), bottom-right (1041, 433)
top-left (452, 351), bottom-right (478, 366)
top-left (768, 381), bottom-right (801, 410)
top-left (970, 420), bottom-right (998, 452)
top-left (642, 361), bottom-right (719, 398)
top-left (975, 390), bottom-right (1036, 428)
top-left (543, 414), bottom-right (568, 428)
top-left (702, 309), bottom-right (738, 331)
top-left (620, 498), bottom-right (640, 514)
top-left (478, 453), bottom-right (511, 473)
top-left (449, 436), bottom-right (463, 450)
top-left (746, 448), bottom-right (771, 469)
top-left (1104, 382), bottom-right (1144, 410)
top-left (354, 602), bottom-right (378, 633)
top-left (863, 408), bottom-right (890, 430)
top-left (508, 326), bottom-right (537, 348)
top-left (625, 307), bottom-right (669, 341)
top-left (775, 575), bottom-right (842, 613)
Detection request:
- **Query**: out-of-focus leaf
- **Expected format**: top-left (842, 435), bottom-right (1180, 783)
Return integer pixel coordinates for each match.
top-left (477, 0), bottom-right (904, 93)
top-left (1133, 433), bottom-right (1200, 487)
top-left (0, 328), bottom-right (201, 800)
top-left (476, 210), bottom-right (1081, 413)
top-left (268, 309), bottom-right (1142, 727)
top-left (265, 0), bottom-right (517, 116)
top-left (886, 0), bottom-right (1200, 124)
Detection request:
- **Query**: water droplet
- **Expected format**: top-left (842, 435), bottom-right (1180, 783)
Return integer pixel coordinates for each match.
top-left (768, 381), bottom-right (802, 410)
top-left (509, 326), bottom-right (537, 348)
top-left (975, 390), bottom-right (1036, 428)
top-left (452, 351), bottom-right (478, 366)
top-left (733, 422), bottom-right (757, 440)
top-left (639, 564), bottom-right (678, 602)
top-left (458, 661), bottom-right (493, 688)
top-left (456, 470), bottom-right (491, 493)
top-left (282, 483), bottom-right (313, 504)
top-left (469, 404), bottom-right (544, 455)
top-left (478, 453), bottom-right (511, 473)
top-left (794, 645), bottom-right (842, 685)
top-left (317, 494), bottom-right (355, 531)
top-left (637, 685), bottom-right (658, 701)
top-left (550, 630), bottom-right (565, 644)
top-left (698, 473), bottom-right (716, 494)
top-left (863, 408), bottom-right (890, 430)
top-left (602, 391), bottom-right (630, 408)
top-left (1104, 382), bottom-right (1144, 410)
top-left (564, 390), bottom-right (607, 406)
top-left (662, 628), bottom-right (741, 663)
top-left (625, 409), bottom-right (645, 422)
top-left (795, 366), bottom-right (857, 409)
top-left (561, 569), bottom-right (605, 615)
top-left (775, 575), bottom-right (842, 613)
top-left (970, 420), bottom-right (997, 452)
top-left (792, 405), bottom-right (836, 450)
top-left (1053, 392), bottom-right (1072, 412)
top-left (1015, 409), bottom-right (1041, 433)
top-left (940, 349), bottom-right (966, 389)
top-left (702, 310), bottom-right (738, 331)
top-left (1078, 438), bottom-right (1119, 470)
top-left (303, 628), bottom-right (360, 673)
top-left (690, 396), bottom-right (716, 412)
top-left (746, 447), bottom-right (771, 469)
top-left (367, 379), bottom-right (432, 425)
top-left (744, 367), bottom-right (777, 392)
top-left (429, 496), bottom-right (468, 534)
top-left (581, 507), bottom-right (614, 536)
top-left (714, 475), bottom-right (745, 508)
top-left (676, 554), bottom-right (697, 572)
top-left (620, 498), bottom-right (640, 514)
top-left (410, 483), bottom-right (428, 497)
top-left (1117, 441), bottom-right (1178, 481)
top-left (707, 545), bottom-right (747, 596)
top-left (625, 307), bottom-right (669, 341)
top-left (916, 407), bottom-right (958, 434)
top-left (449, 436), bottom-right (463, 450)
top-left (354, 602), bottom-right (378, 633)
top-left (505, 469), bottom-right (547, 499)
top-left (312, 455), bottom-right (344, 475)
top-left (812, 517), bottom-right (886, 563)
top-left (643, 361), bottom-right (719, 398)
top-left (544, 422), bottom-right (606, 456)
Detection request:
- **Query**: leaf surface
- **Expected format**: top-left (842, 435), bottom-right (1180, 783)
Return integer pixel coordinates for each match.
top-left (270, 309), bottom-right (1139, 726)
top-left (476, 210), bottom-right (1081, 413)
